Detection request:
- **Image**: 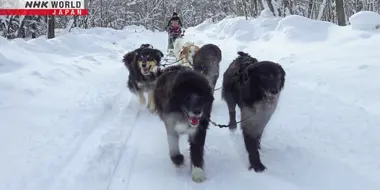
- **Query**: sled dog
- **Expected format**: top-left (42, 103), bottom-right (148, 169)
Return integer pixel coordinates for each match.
top-left (192, 43), bottom-right (222, 91)
top-left (153, 65), bottom-right (214, 183)
top-left (122, 46), bottom-right (164, 112)
top-left (221, 51), bottom-right (286, 172)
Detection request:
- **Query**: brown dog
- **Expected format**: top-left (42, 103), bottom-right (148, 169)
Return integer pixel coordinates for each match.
top-left (179, 42), bottom-right (200, 67)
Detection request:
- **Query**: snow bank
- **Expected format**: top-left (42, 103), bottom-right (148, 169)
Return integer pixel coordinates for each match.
top-left (0, 26), bottom-right (163, 108)
top-left (189, 9), bottom-right (280, 42)
top-left (349, 11), bottom-right (380, 30)
top-left (272, 15), bottom-right (336, 42)
top-left (123, 25), bottom-right (148, 32)
top-left (0, 27), bottom-right (168, 190)
top-left (188, 10), bottom-right (380, 46)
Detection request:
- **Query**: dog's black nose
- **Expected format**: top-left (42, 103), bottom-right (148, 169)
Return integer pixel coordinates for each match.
top-left (141, 63), bottom-right (146, 68)
top-left (193, 109), bottom-right (201, 115)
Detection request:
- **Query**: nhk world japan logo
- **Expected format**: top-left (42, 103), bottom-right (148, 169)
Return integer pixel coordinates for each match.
top-left (0, 0), bottom-right (89, 16)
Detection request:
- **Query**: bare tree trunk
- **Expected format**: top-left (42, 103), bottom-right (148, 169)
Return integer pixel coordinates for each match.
top-left (73, 16), bottom-right (78, 27)
top-left (16, 16), bottom-right (26, 38)
top-left (252, 0), bottom-right (258, 16)
top-left (31, 21), bottom-right (36, 38)
top-left (243, 0), bottom-right (249, 19)
top-left (335, 0), bottom-right (346, 25)
top-left (265, 0), bottom-right (276, 16)
top-left (317, 0), bottom-right (328, 20)
top-left (308, 0), bottom-right (314, 18)
top-left (47, 16), bottom-right (55, 39)
top-left (283, 0), bottom-right (293, 15)
top-left (100, 0), bottom-right (103, 27)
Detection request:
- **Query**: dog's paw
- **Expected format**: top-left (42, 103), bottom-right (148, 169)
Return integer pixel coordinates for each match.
top-left (147, 94), bottom-right (156, 112)
top-left (248, 162), bottom-right (266, 172)
top-left (170, 154), bottom-right (184, 166)
top-left (228, 121), bottom-right (237, 131)
top-left (191, 166), bottom-right (205, 183)
top-left (139, 97), bottom-right (146, 105)
top-left (147, 105), bottom-right (156, 114)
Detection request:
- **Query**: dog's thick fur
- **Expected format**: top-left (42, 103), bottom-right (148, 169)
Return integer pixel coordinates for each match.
top-left (122, 44), bottom-right (154, 72)
top-left (153, 65), bottom-right (214, 183)
top-left (172, 38), bottom-right (200, 67)
top-left (192, 44), bottom-right (222, 91)
top-left (122, 47), bottom-right (164, 112)
top-left (179, 42), bottom-right (200, 67)
top-left (221, 51), bottom-right (286, 172)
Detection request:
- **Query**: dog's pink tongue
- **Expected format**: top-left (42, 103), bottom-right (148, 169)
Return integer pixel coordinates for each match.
top-left (189, 117), bottom-right (199, 126)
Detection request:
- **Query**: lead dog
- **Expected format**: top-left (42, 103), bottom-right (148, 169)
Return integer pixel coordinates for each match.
top-left (122, 46), bottom-right (164, 112)
top-left (153, 65), bottom-right (214, 183)
top-left (122, 44), bottom-right (154, 72)
top-left (192, 44), bottom-right (221, 92)
top-left (221, 51), bottom-right (286, 172)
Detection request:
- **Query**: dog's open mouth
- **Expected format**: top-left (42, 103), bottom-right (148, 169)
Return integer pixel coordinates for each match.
top-left (141, 66), bottom-right (151, 75)
top-left (188, 116), bottom-right (200, 126)
top-left (265, 92), bottom-right (278, 103)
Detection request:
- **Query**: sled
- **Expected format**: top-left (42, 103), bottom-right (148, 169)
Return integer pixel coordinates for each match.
top-left (162, 50), bottom-right (176, 62)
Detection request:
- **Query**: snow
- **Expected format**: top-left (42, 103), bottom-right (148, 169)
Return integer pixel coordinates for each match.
top-left (1, 11), bottom-right (380, 190)
top-left (349, 11), bottom-right (380, 30)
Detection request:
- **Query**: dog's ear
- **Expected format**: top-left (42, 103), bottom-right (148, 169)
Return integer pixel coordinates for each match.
top-left (155, 49), bottom-right (164, 58)
top-left (153, 49), bottom-right (164, 64)
top-left (279, 65), bottom-right (286, 77)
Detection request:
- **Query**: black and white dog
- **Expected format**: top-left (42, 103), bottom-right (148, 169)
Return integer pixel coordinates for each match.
top-left (221, 51), bottom-right (286, 172)
top-left (153, 65), bottom-right (214, 183)
top-left (192, 43), bottom-right (222, 92)
top-left (122, 45), bottom-right (163, 112)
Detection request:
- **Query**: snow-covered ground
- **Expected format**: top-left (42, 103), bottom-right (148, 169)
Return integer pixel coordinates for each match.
top-left (1, 11), bottom-right (380, 190)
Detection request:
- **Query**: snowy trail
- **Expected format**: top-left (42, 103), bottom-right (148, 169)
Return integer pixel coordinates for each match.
top-left (107, 84), bottom-right (379, 190)
top-left (2, 12), bottom-right (380, 190)
top-left (49, 69), bottom-right (132, 190)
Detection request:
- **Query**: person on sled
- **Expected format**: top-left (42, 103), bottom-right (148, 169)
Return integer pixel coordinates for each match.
top-left (166, 12), bottom-right (183, 30)
top-left (166, 12), bottom-right (183, 54)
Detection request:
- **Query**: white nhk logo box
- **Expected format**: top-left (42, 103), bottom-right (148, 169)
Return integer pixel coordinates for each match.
top-left (0, 0), bottom-right (88, 16)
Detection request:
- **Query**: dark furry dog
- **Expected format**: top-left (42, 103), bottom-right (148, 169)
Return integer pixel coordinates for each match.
top-left (192, 43), bottom-right (222, 92)
top-left (122, 47), bottom-right (164, 112)
top-left (122, 44), bottom-right (155, 72)
top-left (153, 65), bottom-right (214, 183)
top-left (221, 51), bottom-right (286, 172)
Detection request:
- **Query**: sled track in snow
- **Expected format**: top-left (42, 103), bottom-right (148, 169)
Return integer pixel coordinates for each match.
top-left (48, 71), bottom-right (139, 190)
top-left (106, 107), bottom-right (142, 190)
top-left (106, 95), bottom-right (153, 190)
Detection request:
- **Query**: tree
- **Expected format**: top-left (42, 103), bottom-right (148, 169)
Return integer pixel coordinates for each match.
top-left (335, 0), bottom-right (346, 25)
top-left (2, 0), bottom-right (379, 39)
top-left (47, 16), bottom-right (55, 39)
